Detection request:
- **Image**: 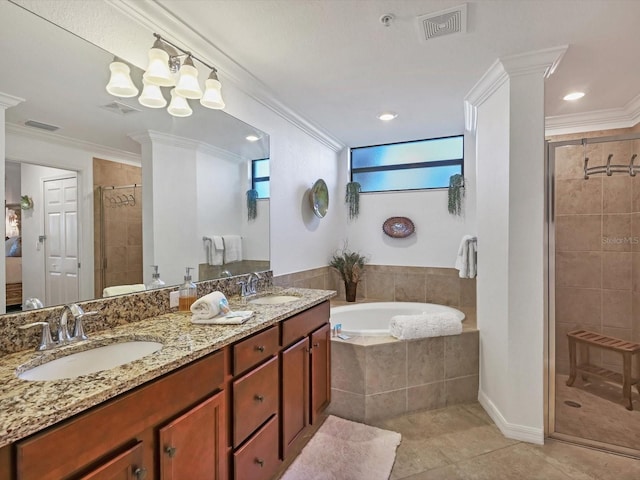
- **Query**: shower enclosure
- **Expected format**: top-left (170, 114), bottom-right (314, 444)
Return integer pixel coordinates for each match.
top-left (548, 132), bottom-right (640, 456)
top-left (96, 184), bottom-right (143, 297)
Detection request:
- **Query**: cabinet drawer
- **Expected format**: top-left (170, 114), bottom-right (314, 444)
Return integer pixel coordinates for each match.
top-left (233, 356), bottom-right (279, 447)
top-left (233, 415), bottom-right (280, 480)
top-left (281, 301), bottom-right (329, 347)
top-left (233, 326), bottom-right (278, 376)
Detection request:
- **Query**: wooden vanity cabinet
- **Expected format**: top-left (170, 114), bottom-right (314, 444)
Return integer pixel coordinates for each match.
top-left (14, 350), bottom-right (227, 480)
top-left (280, 301), bottom-right (330, 460)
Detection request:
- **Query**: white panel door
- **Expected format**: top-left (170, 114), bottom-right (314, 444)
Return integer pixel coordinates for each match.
top-left (43, 176), bottom-right (79, 306)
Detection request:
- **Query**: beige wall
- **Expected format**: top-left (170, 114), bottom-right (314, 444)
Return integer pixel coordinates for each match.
top-left (553, 129), bottom-right (640, 376)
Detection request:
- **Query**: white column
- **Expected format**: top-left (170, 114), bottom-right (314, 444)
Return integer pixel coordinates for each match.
top-left (464, 46), bottom-right (567, 443)
top-left (0, 92), bottom-right (25, 313)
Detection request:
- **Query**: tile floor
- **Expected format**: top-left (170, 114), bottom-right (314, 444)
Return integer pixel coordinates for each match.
top-left (369, 403), bottom-right (640, 479)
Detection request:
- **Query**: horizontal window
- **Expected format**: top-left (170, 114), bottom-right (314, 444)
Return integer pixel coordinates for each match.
top-left (251, 158), bottom-right (270, 199)
top-left (351, 135), bottom-right (463, 192)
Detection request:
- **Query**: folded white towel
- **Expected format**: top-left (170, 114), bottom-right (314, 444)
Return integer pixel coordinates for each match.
top-left (389, 312), bottom-right (462, 340)
top-left (190, 291), bottom-right (227, 320)
top-left (103, 284), bottom-right (146, 297)
top-left (211, 236), bottom-right (224, 265)
top-left (191, 310), bottom-right (254, 325)
top-left (223, 235), bottom-right (242, 263)
top-left (455, 235), bottom-right (477, 279)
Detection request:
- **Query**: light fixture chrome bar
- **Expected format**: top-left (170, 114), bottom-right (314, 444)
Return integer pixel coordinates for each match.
top-left (153, 33), bottom-right (218, 72)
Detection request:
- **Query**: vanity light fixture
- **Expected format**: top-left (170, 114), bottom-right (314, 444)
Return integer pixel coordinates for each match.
top-left (106, 33), bottom-right (225, 117)
top-left (106, 59), bottom-right (139, 98)
top-left (563, 91), bottom-right (585, 101)
top-left (378, 112), bottom-right (398, 121)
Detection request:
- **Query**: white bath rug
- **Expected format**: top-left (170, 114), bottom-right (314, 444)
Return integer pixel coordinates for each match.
top-left (280, 415), bottom-right (401, 480)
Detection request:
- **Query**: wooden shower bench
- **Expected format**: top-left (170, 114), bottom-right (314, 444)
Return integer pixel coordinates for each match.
top-left (566, 329), bottom-right (640, 410)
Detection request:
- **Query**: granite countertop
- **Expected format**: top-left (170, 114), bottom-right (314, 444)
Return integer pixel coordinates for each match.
top-left (0, 287), bottom-right (335, 448)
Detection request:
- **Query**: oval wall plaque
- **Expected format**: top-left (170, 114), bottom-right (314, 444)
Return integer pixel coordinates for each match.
top-left (382, 217), bottom-right (415, 238)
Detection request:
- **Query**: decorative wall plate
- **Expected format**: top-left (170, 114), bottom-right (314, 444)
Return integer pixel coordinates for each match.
top-left (382, 217), bottom-right (415, 238)
top-left (310, 179), bottom-right (329, 218)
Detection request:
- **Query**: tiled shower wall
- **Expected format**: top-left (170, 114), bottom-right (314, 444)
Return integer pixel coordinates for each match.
top-left (554, 135), bottom-right (640, 376)
top-left (273, 265), bottom-right (476, 311)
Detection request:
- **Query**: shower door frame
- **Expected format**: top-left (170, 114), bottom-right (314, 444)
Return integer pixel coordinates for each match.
top-left (546, 132), bottom-right (640, 458)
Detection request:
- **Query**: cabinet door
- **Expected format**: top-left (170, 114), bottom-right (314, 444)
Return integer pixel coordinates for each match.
top-left (78, 442), bottom-right (146, 480)
top-left (159, 391), bottom-right (226, 480)
top-left (310, 323), bottom-right (331, 424)
top-left (280, 336), bottom-right (309, 459)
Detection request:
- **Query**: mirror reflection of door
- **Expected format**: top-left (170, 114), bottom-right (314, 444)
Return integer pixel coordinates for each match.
top-left (43, 176), bottom-right (79, 306)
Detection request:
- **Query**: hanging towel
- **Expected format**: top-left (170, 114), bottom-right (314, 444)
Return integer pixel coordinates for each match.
top-left (455, 235), bottom-right (477, 278)
top-left (222, 235), bottom-right (243, 263)
top-left (389, 312), bottom-right (462, 340)
top-left (103, 284), bottom-right (146, 297)
top-left (190, 291), bottom-right (227, 320)
top-left (210, 235), bottom-right (224, 266)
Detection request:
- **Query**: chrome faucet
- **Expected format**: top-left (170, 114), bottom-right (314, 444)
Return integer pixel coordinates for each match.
top-left (19, 304), bottom-right (99, 351)
top-left (238, 272), bottom-right (261, 298)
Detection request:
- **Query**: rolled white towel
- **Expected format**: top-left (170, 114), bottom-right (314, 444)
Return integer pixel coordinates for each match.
top-left (390, 312), bottom-right (462, 340)
top-left (190, 291), bottom-right (227, 320)
top-left (103, 284), bottom-right (146, 297)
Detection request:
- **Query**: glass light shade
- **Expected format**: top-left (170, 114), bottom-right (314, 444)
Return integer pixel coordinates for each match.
top-left (200, 78), bottom-right (225, 109)
top-left (175, 63), bottom-right (202, 99)
top-left (138, 80), bottom-right (167, 108)
top-left (106, 61), bottom-right (138, 98)
top-left (143, 46), bottom-right (175, 87)
top-left (167, 89), bottom-right (192, 117)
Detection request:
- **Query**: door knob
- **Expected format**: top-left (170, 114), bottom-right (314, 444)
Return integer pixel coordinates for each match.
top-left (133, 467), bottom-right (147, 479)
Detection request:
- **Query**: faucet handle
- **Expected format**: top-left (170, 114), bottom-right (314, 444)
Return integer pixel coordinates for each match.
top-left (73, 311), bottom-right (99, 341)
top-left (19, 322), bottom-right (55, 351)
top-left (237, 280), bottom-right (248, 297)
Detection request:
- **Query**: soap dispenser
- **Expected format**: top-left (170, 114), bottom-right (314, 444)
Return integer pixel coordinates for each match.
top-left (179, 267), bottom-right (197, 312)
top-left (147, 265), bottom-right (166, 290)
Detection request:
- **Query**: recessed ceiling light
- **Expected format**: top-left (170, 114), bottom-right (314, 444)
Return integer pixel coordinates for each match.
top-left (246, 134), bottom-right (260, 142)
top-left (563, 91), bottom-right (585, 101)
top-left (378, 112), bottom-right (397, 121)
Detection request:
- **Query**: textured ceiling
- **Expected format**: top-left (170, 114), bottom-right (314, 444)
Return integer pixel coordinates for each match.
top-left (155, 0), bottom-right (640, 147)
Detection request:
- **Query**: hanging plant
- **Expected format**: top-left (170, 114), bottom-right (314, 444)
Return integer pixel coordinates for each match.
top-left (447, 174), bottom-right (464, 216)
top-left (345, 181), bottom-right (361, 220)
top-left (246, 189), bottom-right (258, 221)
top-left (20, 195), bottom-right (34, 211)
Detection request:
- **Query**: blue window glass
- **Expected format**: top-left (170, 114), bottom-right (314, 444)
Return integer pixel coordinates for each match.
top-left (351, 136), bottom-right (463, 192)
top-left (252, 158), bottom-right (270, 199)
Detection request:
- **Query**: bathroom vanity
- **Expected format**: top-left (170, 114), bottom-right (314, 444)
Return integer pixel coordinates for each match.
top-left (0, 289), bottom-right (333, 480)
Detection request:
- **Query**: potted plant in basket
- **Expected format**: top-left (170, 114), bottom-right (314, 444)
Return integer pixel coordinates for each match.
top-left (329, 247), bottom-right (367, 302)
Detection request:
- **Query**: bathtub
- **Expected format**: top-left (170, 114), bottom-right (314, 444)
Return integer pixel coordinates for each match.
top-left (330, 302), bottom-right (465, 336)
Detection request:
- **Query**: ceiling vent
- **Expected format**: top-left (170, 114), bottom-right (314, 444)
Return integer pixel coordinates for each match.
top-left (24, 120), bottom-right (60, 132)
top-left (417, 3), bottom-right (467, 41)
top-left (100, 101), bottom-right (141, 116)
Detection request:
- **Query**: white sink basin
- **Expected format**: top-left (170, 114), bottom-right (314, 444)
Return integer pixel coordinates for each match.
top-left (248, 295), bottom-right (300, 305)
top-left (18, 341), bottom-right (163, 381)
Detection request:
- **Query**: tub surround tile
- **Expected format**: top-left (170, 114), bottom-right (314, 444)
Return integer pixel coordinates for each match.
top-left (445, 375), bottom-right (479, 406)
top-left (365, 272), bottom-right (396, 301)
top-left (407, 337), bottom-right (444, 386)
top-left (327, 389), bottom-right (365, 423)
top-left (445, 331), bottom-right (479, 379)
top-left (426, 275), bottom-right (460, 306)
top-left (395, 273), bottom-right (427, 302)
top-left (365, 389), bottom-right (407, 421)
top-left (365, 342), bottom-right (407, 394)
top-left (555, 214), bottom-right (602, 252)
top-left (459, 279), bottom-right (476, 307)
top-left (0, 284), bottom-right (334, 448)
top-left (331, 342), bottom-right (366, 394)
top-left (407, 382), bottom-right (446, 412)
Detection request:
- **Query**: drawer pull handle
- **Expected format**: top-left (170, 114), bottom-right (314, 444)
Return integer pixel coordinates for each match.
top-left (165, 446), bottom-right (177, 458)
top-left (255, 345), bottom-right (265, 352)
top-left (255, 394), bottom-right (264, 402)
top-left (313, 342), bottom-right (320, 347)
top-left (133, 467), bottom-right (148, 479)
top-left (255, 458), bottom-right (264, 467)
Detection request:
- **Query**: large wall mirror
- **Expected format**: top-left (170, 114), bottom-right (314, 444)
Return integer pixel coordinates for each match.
top-left (0, 1), bottom-right (270, 313)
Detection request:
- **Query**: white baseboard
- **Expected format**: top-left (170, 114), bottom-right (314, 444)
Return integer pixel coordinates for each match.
top-left (478, 390), bottom-right (544, 445)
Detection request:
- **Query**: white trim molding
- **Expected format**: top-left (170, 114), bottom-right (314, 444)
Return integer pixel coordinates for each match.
top-left (129, 130), bottom-right (244, 162)
top-left (478, 390), bottom-right (545, 444)
top-left (545, 92), bottom-right (640, 136)
top-left (0, 92), bottom-right (25, 109)
top-left (464, 46), bottom-right (568, 133)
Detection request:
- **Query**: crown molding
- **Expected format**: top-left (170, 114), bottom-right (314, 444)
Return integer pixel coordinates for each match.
top-left (545, 92), bottom-right (640, 136)
top-left (464, 46), bottom-right (568, 133)
top-left (105, 0), bottom-right (345, 153)
top-left (129, 130), bottom-right (243, 162)
top-left (0, 92), bottom-right (25, 109)
top-left (6, 123), bottom-right (141, 164)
